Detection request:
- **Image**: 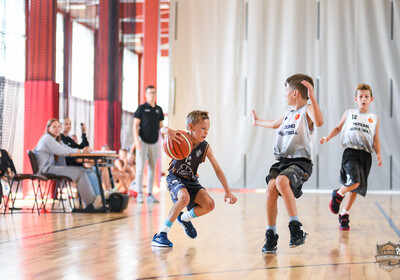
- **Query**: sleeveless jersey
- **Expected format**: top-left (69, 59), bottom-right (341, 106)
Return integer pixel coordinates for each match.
top-left (168, 140), bottom-right (209, 181)
top-left (273, 104), bottom-right (315, 160)
top-left (340, 109), bottom-right (377, 153)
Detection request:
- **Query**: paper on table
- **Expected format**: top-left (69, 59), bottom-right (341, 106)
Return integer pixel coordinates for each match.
top-left (90, 151), bottom-right (117, 154)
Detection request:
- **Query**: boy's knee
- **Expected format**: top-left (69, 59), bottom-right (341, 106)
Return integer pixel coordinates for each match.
top-left (275, 176), bottom-right (289, 190)
top-left (266, 186), bottom-right (279, 200)
top-left (205, 199), bottom-right (215, 212)
top-left (177, 192), bottom-right (190, 205)
top-left (344, 183), bottom-right (359, 191)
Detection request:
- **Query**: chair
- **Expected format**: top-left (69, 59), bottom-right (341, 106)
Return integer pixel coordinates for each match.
top-left (1, 149), bottom-right (48, 214)
top-left (27, 150), bottom-right (76, 212)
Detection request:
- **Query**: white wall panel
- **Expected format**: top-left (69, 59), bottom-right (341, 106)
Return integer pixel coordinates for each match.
top-left (169, 0), bottom-right (400, 191)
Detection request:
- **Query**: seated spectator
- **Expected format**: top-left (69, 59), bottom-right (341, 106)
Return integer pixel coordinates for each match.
top-left (101, 144), bottom-right (110, 151)
top-left (60, 117), bottom-right (100, 197)
top-left (34, 118), bottom-right (102, 210)
top-left (127, 151), bottom-right (136, 178)
top-left (126, 150), bottom-right (137, 197)
top-left (113, 149), bottom-right (135, 193)
top-left (71, 134), bottom-right (78, 143)
top-left (60, 118), bottom-right (89, 166)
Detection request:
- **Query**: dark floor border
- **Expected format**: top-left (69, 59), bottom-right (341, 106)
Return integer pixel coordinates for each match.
top-left (137, 261), bottom-right (377, 280)
top-left (375, 201), bottom-right (400, 238)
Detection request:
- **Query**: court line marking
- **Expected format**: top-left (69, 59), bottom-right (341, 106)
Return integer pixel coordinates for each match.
top-left (0, 215), bottom-right (131, 245)
top-left (375, 201), bottom-right (400, 238)
top-left (136, 261), bottom-right (377, 279)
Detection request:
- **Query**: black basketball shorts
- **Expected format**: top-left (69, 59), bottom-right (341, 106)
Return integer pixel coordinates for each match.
top-left (266, 157), bottom-right (313, 199)
top-left (339, 148), bottom-right (372, 197)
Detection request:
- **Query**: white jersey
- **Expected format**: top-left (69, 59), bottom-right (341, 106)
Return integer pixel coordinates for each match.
top-left (273, 104), bottom-right (315, 160)
top-left (340, 109), bottom-right (377, 153)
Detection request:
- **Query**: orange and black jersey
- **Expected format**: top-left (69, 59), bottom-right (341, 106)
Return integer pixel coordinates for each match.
top-left (168, 140), bottom-right (209, 182)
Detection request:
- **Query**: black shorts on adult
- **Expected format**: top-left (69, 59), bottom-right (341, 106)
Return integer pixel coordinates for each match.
top-left (266, 157), bottom-right (313, 199)
top-left (340, 148), bottom-right (372, 197)
top-left (166, 173), bottom-right (205, 211)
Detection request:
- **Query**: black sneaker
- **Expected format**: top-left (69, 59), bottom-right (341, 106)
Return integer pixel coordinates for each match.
top-left (339, 214), bottom-right (350, 231)
top-left (177, 212), bottom-right (197, 239)
top-left (262, 229), bottom-right (279, 253)
top-left (288, 221), bottom-right (308, 248)
top-left (329, 189), bottom-right (344, 214)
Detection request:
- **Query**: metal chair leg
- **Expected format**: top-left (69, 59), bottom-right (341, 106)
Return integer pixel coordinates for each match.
top-left (31, 179), bottom-right (41, 215)
top-left (10, 179), bottom-right (19, 214)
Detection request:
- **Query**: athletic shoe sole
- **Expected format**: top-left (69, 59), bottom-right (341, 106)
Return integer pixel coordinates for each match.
top-left (262, 248), bottom-right (277, 254)
top-left (151, 241), bottom-right (173, 247)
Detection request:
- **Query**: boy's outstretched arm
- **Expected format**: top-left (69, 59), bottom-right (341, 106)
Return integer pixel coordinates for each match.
top-left (373, 117), bottom-right (382, 166)
top-left (206, 146), bottom-right (237, 204)
top-left (251, 110), bottom-right (284, 129)
top-left (302, 80), bottom-right (324, 127)
top-left (320, 111), bottom-right (347, 144)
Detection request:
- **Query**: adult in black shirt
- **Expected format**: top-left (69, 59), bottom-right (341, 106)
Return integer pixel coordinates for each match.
top-left (60, 118), bottom-right (89, 166)
top-left (133, 85), bottom-right (164, 203)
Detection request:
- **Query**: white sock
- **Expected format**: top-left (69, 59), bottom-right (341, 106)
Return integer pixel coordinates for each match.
top-left (159, 220), bottom-right (172, 234)
top-left (181, 208), bottom-right (197, 222)
top-left (341, 209), bottom-right (349, 216)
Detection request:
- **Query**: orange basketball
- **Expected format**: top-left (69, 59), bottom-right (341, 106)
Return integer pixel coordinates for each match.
top-left (163, 130), bottom-right (193, 160)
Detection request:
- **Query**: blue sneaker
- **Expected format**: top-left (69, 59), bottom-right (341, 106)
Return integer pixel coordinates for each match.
top-left (151, 232), bottom-right (173, 247)
top-left (177, 212), bottom-right (197, 239)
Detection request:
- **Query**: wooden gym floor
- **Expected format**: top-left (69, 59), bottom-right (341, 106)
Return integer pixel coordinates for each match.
top-left (0, 188), bottom-right (399, 279)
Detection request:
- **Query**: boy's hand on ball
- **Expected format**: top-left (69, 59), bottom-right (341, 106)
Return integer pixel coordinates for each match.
top-left (167, 129), bottom-right (182, 144)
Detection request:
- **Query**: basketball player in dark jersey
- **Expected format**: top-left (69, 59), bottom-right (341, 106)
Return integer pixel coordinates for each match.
top-left (151, 110), bottom-right (237, 247)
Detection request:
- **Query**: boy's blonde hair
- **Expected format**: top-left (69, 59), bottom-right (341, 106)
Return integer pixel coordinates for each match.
top-left (355, 83), bottom-right (373, 97)
top-left (285, 74), bottom-right (314, 100)
top-left (186, 110), bottom-right (209, 130)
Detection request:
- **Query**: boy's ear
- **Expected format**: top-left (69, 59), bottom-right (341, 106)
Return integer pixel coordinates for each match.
top-left (188, 123), bottom-right (193, 131)
top-left (293, 89), bottom-right (298, 97)
top-left (371, 96), bottom-right (374, 102)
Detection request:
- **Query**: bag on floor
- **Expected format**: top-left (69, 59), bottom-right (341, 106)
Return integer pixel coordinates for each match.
top-left (108, 192), bottom-right (129, 212)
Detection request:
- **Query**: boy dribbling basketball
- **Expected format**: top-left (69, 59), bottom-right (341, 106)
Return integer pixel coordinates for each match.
top-left (320, 83), bottom-right (382, 231)
top-left (251, 74), bottom-right (324, 253)
top-left (151, 110), bottom-right (237, 247)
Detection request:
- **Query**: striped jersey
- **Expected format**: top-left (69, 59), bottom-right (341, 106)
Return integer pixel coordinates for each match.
top-left (273, 104), bottom-right (315, 160)
top-left (340, 109), bottom-right (377, 153)
top-left (168, 140), bottom-right (209, 181)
